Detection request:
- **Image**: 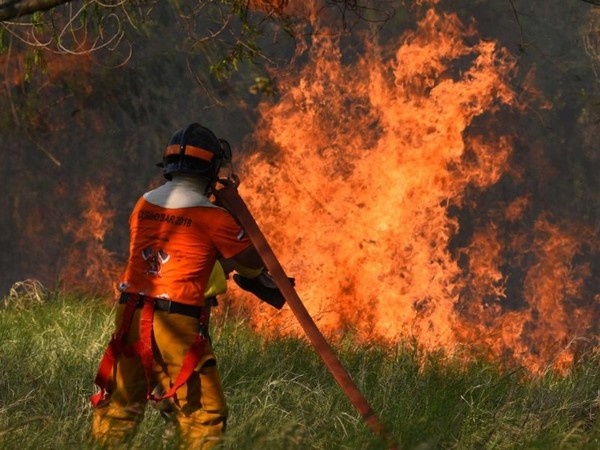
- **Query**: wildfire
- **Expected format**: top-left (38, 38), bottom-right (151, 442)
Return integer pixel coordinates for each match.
top-left (4, 1), bottom-right (595, 376)
top-left (230, 4), bottom-right (599, 373)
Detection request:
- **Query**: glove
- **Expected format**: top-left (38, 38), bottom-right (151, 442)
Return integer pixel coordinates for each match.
top-left (233, 271), bottom-right (295, 310)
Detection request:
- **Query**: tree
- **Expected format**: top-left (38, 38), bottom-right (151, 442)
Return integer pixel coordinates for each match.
top-left (0, 0), bottom-right (394, 83)
top-left (0, 0), bottom-right (73, 22)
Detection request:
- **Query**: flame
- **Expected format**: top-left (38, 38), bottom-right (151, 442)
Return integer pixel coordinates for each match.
top-left (518, 218), bottom-right (596, 372)
top-left (60, 182), bottom-right (120, 295)
top-left (458, 215), bottom-right (598, 373)
top-left (230, 5), bottom-right (599, 373)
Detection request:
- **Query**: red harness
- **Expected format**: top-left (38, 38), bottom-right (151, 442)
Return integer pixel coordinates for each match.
top-left (90, 294), bottom-right (207, 407)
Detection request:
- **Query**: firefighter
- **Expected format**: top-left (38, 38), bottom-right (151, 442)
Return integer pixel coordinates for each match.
top-left (91, 123), bottom-right (275, 449)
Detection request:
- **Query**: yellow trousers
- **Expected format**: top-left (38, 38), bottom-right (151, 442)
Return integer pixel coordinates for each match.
top-left (92, 305), bottom-right (228, 449)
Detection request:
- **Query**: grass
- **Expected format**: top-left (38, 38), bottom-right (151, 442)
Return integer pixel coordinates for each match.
top-left (1, 291), bottom-right (600, 449)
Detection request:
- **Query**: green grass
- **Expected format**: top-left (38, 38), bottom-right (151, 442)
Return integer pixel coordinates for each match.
top-left (1, 291), bottom-right (600, 449)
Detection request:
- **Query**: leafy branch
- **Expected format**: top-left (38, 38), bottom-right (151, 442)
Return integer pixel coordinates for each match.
top-left (0, 0), bottom-right (395, 88)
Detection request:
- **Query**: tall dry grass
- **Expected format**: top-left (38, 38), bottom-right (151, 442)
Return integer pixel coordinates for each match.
top-left (1, 289), bottom-right (600, 449)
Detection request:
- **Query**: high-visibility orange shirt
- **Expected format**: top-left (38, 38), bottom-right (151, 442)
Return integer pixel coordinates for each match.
top-left (118, 198), bottom-right (251, 306)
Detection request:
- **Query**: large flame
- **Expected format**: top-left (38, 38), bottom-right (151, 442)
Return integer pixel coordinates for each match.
top-left (231, 6), bottom-right (598, 373)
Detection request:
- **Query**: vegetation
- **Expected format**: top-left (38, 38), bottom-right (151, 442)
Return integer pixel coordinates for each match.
top-left (0, 0), bottom-right (394, 83)
top-left (1, 290), bottom-right (600, 449)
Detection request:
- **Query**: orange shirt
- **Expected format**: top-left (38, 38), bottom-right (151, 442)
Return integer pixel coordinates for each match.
top-left (119, 198), bottom-right (251, 306)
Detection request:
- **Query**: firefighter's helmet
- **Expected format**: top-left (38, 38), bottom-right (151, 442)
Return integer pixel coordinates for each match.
top-left (159, 123), bottom-right (230, 181)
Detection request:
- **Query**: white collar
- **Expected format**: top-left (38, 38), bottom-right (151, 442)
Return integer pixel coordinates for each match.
top-left (142, 176), bottom-right (216, 209)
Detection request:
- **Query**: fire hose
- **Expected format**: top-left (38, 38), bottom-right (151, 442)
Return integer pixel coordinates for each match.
top-left (214, 178), bottom-right (398, 450)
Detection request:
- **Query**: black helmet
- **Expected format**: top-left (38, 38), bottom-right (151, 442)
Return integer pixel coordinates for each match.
top-left (159, 123), bottom-right (230, 181)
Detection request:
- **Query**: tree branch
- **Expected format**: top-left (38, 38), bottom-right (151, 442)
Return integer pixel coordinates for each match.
top-left (508, 0), bottom-right (525, 53)
top-left (0, 0), bottom-right (74, 21)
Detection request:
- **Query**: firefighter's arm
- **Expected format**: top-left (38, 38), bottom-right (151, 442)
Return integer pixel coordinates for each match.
top-left (228, 245), bottom-right (264, 277)
top-left (225, 245), bottom-right (293, 310)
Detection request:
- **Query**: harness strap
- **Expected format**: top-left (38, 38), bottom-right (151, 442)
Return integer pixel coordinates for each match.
top-left (158, 334), bottom-right (206, 401)
top-left (90, 296), bottom-right (138, 407)
top-left (90, 295), bottom-right (208, 407)
top-left (132, 298), bottom-right (156, 401)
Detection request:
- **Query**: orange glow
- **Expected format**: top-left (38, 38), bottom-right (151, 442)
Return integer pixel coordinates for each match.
top-left (248, 0), bottom-right (289, 13)
top-left (228, 5), bottom-right (598, 374)
top-left (60, 182), bottom-right (120, 295)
